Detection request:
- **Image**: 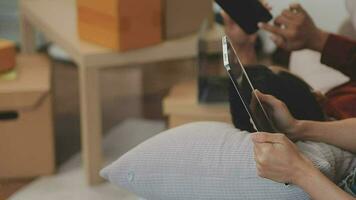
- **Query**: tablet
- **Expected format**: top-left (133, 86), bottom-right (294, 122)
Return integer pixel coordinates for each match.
top-left (222, 36), bottom-right (278, 133)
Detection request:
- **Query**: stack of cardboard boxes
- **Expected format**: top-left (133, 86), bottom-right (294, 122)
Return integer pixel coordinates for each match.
top-left (77, 0), bottom-right (213, 51)
top-left (0, 39), bottom-right (55, 179)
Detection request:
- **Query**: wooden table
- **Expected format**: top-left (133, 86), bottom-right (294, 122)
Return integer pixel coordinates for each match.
top-left (19, 0), bottom-right (214, 185)
top-left (163, 80), bottom-right (231, 128)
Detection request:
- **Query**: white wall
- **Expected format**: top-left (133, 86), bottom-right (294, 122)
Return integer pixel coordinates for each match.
top-left (267, 0), bottom-right (348, 33)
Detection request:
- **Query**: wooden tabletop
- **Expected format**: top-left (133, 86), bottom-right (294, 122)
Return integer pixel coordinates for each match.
top-left (20, 0), bottom-right (223, 68)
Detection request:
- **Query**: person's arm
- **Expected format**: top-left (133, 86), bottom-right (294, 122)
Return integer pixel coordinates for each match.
top-left (222, 0), bottom-right (272, 65)
top-left (252, 133), bottom-right (355, 200)
top-left (321, 34), bottom-right (356, 80)
top-left (292, 118), bottom-right (356, 153)
top-left (255, 90), bottom-right (356, 153)
top-left (259, 3), bottom-right (356, 80)
top-left (295, 165), bottom-right (355, 200)
top-left (221, 11), bottom-right (258, 65)
top-left (258, 3), bottom-right (327, 52)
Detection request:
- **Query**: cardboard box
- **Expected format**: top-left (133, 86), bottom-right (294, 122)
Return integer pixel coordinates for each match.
top-left (163, 0), bottom-right (213, 39)
top-left (0, 39), bottom-right (16, 73)
top-left (0, 54), bottom-right (55, 179)
top-left (77, 0), bottom-right (162, 51)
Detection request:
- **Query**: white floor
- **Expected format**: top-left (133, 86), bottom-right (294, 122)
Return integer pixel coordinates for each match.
top-left (10, 119), bottom-right (165, 200)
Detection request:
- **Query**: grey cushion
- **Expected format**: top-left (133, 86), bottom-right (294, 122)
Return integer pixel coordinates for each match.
top-left (101, 122), bottom-right (356, 200)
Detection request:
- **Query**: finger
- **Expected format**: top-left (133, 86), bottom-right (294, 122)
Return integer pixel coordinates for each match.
top-left (258, 23), bottom-right (287, 37)
top-left (254, 89), bottom-right (286, 117)
top-left (273, 20), bottom-right (282, 28)
top-left (260, 0), bottom-right (273, 11)
top-left (253, 145), bottom-right (260, 159)
top-left (250, 91), bottom-right (258, 114)
top-left (251, 132), bottom-right (286, 144)
top-left (254, 142), bottom-right (273, 155)
top-left (256, 164), bottom-right (265, 178)
top-left (254, 143), bottom-right (272, 165)
top-left (254, 149), bottom-right (267, 172)
top-left (221, 11), bottom-right (236, 29)
top-left (270, 34), bottom-right (287, 49)
top-left (282, 9), bottom-right (296, 20)
top-left (255, 90), bottom-right (282, 108)
top-left (289, 3), bottom-right (304, 14)
top-left (274, 16), bottom-right (293, 27)
top-left (265, 4), bottom-right (273, 11)
top-left (256, 88), bottom-right (288, 114)
top-left (221, 11), bottom-right (235, 27)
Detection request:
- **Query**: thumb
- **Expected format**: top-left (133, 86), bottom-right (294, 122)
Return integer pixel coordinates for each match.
top-left (260, 0), bottom-right (273, 11)
top-left (289, 3), bottom-right (304, 13)
top-left (221, 11), bottom-right (234, 27)
top-left (270, 35), bottom-right (287, 49)
top-left (254, 90), bottom-right (280, 109)
top-left (251, 132), bottom-right (285, 144)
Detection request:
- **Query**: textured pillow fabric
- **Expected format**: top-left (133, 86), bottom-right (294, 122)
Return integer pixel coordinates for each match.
top-left (101, 122), bottom-right (356, 200)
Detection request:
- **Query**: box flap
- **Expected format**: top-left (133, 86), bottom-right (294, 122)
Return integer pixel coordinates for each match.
top-left (0, 54), bottom-right (51, 110)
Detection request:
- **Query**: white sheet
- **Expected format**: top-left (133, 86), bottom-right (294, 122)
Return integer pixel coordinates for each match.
top-left (289, 49), bottom-right (350, 94)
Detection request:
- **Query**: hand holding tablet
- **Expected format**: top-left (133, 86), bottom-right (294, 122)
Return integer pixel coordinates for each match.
top-left (222, 36), bottom-right (278, 133)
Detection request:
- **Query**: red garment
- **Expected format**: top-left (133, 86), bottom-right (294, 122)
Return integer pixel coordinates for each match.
top-left (321, 34), bottom-right (356, 119)
top-left (321, 34), bottom-right (356, 80)
top-left (324, 82), bottom-right (356, 119)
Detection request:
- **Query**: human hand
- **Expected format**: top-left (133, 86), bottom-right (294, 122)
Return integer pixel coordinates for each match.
top-left (222, 1), bottom-right (272, 64)
top-left (258, 4), bottom-right (328, 52)
top-left (222, 0), bottom-right (272, 46)
top-left (252, 132), bottom-right (314, 184)
top-left (222, 11), bottom-right (258, 65)
top-left (253, 90), bottom-right (301, 140)
top-left (221, 11), bottom-right (257, 47)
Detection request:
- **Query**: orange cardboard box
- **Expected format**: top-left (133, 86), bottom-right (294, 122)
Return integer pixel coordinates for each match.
top-left (0, 54), bottom-right (55, 179)
top-left (77, 0), bottom-right (162, 51)
top-left (0, 39), bottom-right (16, 73)
top-left (163, 0), bottom-right (213, 39)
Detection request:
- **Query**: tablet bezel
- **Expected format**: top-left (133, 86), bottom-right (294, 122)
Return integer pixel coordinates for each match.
top-left (222, 36), bottom-right (278, 133)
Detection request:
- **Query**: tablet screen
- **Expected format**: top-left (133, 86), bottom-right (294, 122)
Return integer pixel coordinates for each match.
top-left (222, 36), bottom-right (277, 133)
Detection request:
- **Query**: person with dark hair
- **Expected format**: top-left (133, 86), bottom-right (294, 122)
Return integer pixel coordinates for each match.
top-left (258, 3), bottom-right (356, 120)
top-left (228, 65), bottom-right (326, 132)
top-left (222, 2), bottom-right (356, 199)
top-left (259, 3), bottom-right (356, 79)
top-left (252, 91), bottom-right (356, 199)
top-left (224, 2), bottom-right (356, 120)
top-left (222, 11), bottom-right (326, 131)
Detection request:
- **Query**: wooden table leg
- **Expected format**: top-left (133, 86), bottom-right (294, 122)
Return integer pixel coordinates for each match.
top-left (19, 6), bottom-right (36, 53)
top-left (78, 66), bottom-right (103, 185)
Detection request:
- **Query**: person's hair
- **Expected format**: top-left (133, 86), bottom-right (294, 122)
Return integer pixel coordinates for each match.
top-left (229, 65), bottom-right (326, 132)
